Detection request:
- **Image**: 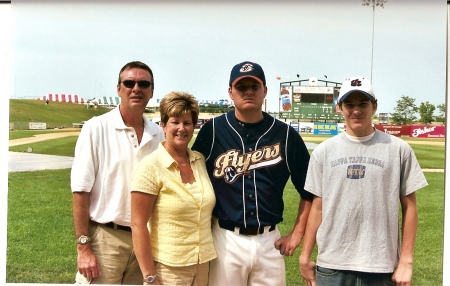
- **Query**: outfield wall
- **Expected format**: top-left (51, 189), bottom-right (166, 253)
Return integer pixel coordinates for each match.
top-left (374, 124), bottom-right (446, 138)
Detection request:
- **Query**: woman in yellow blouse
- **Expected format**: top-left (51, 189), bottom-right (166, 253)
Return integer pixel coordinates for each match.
top-left (130, 91), bottom-right (216, 285)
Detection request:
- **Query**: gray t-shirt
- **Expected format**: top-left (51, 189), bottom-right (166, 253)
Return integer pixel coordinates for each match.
top-left (305, 130), bottom-right (428, 273)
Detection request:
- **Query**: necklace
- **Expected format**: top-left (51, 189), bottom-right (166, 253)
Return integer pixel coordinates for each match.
top-left (177, 161), bottom-right (187, 167)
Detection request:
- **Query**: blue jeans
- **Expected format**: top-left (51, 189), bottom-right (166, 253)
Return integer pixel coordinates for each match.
top-left (316, 266), bottom-right (395, 286)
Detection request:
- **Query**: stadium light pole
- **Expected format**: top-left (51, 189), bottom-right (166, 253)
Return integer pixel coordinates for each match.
top-left (362, 0), bottom-right (387, 83)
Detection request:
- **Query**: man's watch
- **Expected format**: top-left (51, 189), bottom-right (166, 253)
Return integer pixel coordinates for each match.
top-left (76, 235), bottom-right (92, 245)
top-left (143, 275), bottom-right (156, 283)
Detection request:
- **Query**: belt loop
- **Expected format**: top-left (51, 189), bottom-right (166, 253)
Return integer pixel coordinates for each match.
top-left (113, 223), bottom-right (118, 230)
top-left (234, 227), bottom-right (240, 235)
top-left (263, 225), bottom-right (271, 235)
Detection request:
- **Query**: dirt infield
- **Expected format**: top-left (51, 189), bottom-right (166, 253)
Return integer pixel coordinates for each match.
top-left (404, 140), bottom-right (444, 146)
top-left (8, 130), bottom-right (81, 147)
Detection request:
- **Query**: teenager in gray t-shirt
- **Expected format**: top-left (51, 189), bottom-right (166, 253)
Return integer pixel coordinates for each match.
top-left (300, 76), bottom-right (428, 286)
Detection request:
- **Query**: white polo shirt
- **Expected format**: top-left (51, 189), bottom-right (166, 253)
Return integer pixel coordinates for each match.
top-left (70, 106), bottom-right (164, 226)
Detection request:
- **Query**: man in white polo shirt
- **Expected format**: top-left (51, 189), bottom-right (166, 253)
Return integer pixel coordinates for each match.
top-left (71, 61), bottom-right (164, 284)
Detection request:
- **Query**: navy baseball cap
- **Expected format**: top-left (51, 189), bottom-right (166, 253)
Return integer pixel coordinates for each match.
top-left (229, 61), bottom-right (266, 87)
top-left (338, 76), bottom-right (376, 104)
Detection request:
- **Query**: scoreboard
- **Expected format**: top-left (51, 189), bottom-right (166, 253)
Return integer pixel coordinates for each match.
top-left (279, 85), bottom-right (344, 121)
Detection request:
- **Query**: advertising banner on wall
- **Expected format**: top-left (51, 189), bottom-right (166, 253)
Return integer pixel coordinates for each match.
top-left (280, 86), bottom-right (292, 112)
top-left (410, 125), bottom-right (445, 138)
top-left (313, 122), bottom-right (338, 135)
top-left (374, 125), bottom-right (446, 138)
top-left (374, 125), bottom-right (411, 137)
top-left (29, 122), bottom-right (46, 130)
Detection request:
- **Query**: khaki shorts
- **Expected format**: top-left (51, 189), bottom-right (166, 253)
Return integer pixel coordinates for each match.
top-left (155, 261), bottom-right (210, 286)
top-left (74, 222), bottom-right (141, 284)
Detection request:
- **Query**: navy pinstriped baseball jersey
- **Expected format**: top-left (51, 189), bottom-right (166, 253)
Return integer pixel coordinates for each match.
top-left (192, 111), bottom-right (312, 229)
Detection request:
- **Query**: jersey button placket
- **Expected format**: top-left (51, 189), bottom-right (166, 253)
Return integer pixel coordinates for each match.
top-left (247, 146), bottom-right (253, 178)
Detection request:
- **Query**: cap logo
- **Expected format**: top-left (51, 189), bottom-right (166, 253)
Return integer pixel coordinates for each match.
top-left (240, 63), bottom-right (254, 73)
top-left (351, 79), bottom-right (362, 87)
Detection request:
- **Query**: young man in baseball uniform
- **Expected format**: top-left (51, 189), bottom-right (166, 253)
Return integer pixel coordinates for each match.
top-left (192, 61), bottom-right (313, 285)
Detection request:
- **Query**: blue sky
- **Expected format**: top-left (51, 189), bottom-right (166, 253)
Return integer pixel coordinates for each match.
top-left (5, 0), bottom-right (447, 115)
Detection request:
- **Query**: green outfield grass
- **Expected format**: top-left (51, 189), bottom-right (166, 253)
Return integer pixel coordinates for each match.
top-left (7, 169), bottom-right (75, 283)
top-left (410, 144), bottom-right (445, 169)
top-left (9, 136), bottom-right (79, 157)
top-left (9, 99), bottom-right (110, 130)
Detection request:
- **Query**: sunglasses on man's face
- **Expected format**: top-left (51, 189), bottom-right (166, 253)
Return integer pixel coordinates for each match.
top-left (121, 80), bottom-right (153, 89)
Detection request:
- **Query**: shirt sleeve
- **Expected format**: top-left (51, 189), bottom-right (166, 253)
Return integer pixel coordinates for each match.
top-left (191, 119), bottom-right (214, 158)
top-left (303, 151), bottom-right (323, 198)
top-left (286, 126), bottom-right (313, 200)
top-left (400, 145), bottom-right (428, 196)
top-left (130, 156), bottom-right (159, 196)
top-left (70, 120), bottom-right (98, 193)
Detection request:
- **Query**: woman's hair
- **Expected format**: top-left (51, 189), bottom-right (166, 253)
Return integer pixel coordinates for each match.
top-left (159, 91), bottom-right (199, 125)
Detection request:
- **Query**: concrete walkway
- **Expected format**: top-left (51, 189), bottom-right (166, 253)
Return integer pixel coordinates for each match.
top-left (8, 152), bottom-right (74, 173)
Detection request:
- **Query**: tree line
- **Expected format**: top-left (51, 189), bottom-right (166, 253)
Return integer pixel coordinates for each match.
top-left (388, 95), bottom-right (445, 125)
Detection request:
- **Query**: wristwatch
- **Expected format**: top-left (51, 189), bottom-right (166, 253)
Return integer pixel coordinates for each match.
top-left (143, 275), bottom-right (156, 283)
top-left (76, 235), bottom-right (92, 245)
